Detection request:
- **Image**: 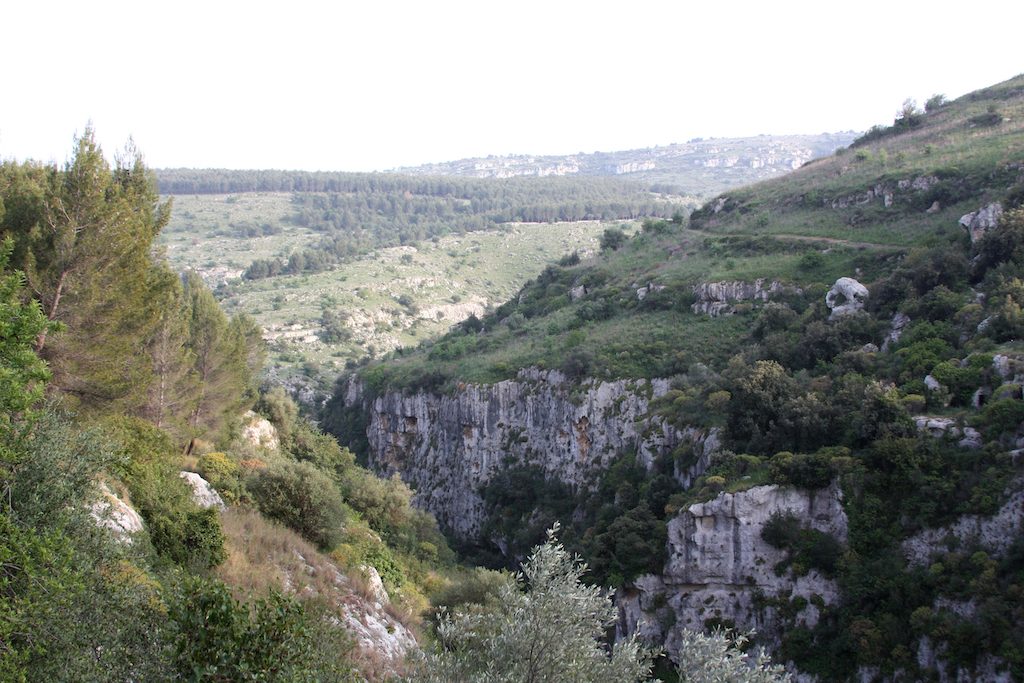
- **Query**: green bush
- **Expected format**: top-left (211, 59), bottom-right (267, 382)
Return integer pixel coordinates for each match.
top-left (166, 576), bottom-right (357, 682)
top-left (249, 460), bottom-right (347, 549)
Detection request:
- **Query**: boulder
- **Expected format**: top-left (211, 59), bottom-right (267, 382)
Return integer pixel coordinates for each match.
top-left (90, 482), bottom-right (145, 543)
top-left (241, 410), bottom-right (280, 451)
top-left (825, 277), bottom-right (868, 318)
top-left (569, 284), bottom-right (587, 302)
top-left (360, 564), bottom-right (390, 605)
top-left (913, 416), bottom-right (960, 439)
top-left (179, 471), bottom-right (227, 511)
top-left (959, 202), bottom-right (1003, 244)
top-left (959, 427), bottom-right (984, 450)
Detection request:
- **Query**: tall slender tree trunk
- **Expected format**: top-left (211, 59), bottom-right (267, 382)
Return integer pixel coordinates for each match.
top-left (34, 268), bottom-right (68, 352)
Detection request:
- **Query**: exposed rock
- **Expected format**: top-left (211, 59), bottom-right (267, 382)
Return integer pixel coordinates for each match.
top-left (903, 486), bottom-right (1024, 567)
top-left (972, 387), bottom-right (991, 409)
top-left (347, 369), bottom-right (709, 540)
top-left (284, 548), bottom-right (415, 674)
top-left (691, 279), bottom-right (794, 316)
top-left (924, 374), bottom-right (944, 393)
top-left (914, 415), bottom-right (961, 440)
top-left (825, 277), bottom-right (868, 318)
top-left (241, 410), bottom-right (280, 451)
top-left (860, 343), bottom-right (879, 353)
top-left (958, 427), bottom-right (984, 450)
top-left (959, 202), bottom-right (1003, 244)
top-left (926, 200), bottom-right (942, 214)
top-left (360, 564), bottom-right (390, 605)
top-left (881, 312), bottom-right (911, 352)
top-left (569, 284), bottom-right (587, 301)
top-left (635, 282), bottom-right (665, 301)
top-left (992, 354), bottom-right (1024, 384)
top-left (90, 482), bottom-right (145, 543)
top-left (179, 471), bottom-right (227, 511)
top-left (619, 484), bottom-right (847, 658)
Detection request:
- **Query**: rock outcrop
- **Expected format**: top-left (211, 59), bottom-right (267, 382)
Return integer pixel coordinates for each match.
top-left (90, 482), bottom-right (145, 543)
top-left (826, 277), bottom-right (868, 318)
top-left (617, 484), bottom-right (847, 658)
top-left (179, 471), bottom-right (227, 511)
top-left (903, 486), bottom-right (1024, 567)
top-left (691, 279), bottom-right (793, 316)
top-left (345, 369), bottom-right (714, 540)
top-left (241, 410), bottom-right (280, 451)
top-left (959, 202), bottom-right (1003, 244)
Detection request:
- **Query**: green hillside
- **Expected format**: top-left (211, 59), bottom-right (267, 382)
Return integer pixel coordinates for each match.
top-left (350, 74), bottom-right (1024, 393)
top-left (326, 75), bottom-right (1024, 680)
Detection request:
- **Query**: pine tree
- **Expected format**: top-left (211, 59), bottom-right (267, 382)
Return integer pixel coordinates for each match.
top-left (4, 128), bottom-right (172, 411)
top-left (183, 272), bottom-right (263, 441)
top-left (142, 265), bottom-right (197, 442)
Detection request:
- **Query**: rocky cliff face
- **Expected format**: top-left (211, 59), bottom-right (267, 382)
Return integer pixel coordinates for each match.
top-left (691, 279), bottom-right (796, 316)
top-left (344, 368), bottom-right (715, 540)
top-left (616, 484), bottom-right (847, 658)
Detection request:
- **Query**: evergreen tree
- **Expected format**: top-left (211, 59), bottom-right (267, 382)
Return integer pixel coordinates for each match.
top-left (142, 265), bottom-right (197, 441)
top-left (183, 272), bottom-right (263, 441)
top-left (2, 128), bottom-right (172, 412)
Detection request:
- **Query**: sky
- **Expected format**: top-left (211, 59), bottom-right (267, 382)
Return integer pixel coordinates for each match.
top-left (3, 1), bottom-right (1022, 172)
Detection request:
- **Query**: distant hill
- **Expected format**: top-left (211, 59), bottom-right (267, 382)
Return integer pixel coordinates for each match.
top-left (390, 132), bottom-right (859, 195)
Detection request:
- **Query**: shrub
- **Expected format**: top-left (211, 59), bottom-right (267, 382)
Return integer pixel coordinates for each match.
top-left (769, 451), bottom-right (835, 490)
top-left (249, 460), bottom-right (347, 549)
top-left (166, 576), bottom-right (357, 681)
top-left (409, 526), bottom-right (656, 683)
top-left (599, 227), bottom-right (627, 252)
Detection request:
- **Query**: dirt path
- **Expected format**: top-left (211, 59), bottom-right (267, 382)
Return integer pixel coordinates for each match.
top-left (684, 228), bottom-right (905, 252)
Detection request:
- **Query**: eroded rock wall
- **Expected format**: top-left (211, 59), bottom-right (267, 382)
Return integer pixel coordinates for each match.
top-left (617, 483), bottom-right (847, 658)
top-left (347, 368), bottom-right (714, 539)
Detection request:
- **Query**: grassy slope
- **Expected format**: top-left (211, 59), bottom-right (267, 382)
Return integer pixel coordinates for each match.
top-left (159, 194), bottom-right (630, 389)
top-left (356, 74), bottom-right (1024, 392)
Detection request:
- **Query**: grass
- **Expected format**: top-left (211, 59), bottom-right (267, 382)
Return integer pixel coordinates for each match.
top-left (217, 507), bottom-right (417, 680)
top-left (160, 203), bottom-right (622, 389)
top-left (348, 74), bottom-right (1024, 395)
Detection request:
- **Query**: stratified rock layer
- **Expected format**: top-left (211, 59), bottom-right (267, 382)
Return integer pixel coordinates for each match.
top-left (346, 369), bottom-right (714, 539)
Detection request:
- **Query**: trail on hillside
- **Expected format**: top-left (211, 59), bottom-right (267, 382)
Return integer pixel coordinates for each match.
top-left (683, 227), bottom-right (906, 252)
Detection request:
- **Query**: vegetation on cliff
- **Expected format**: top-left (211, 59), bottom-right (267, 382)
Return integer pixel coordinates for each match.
top-left (327, 74), bottom-right (1024, 680)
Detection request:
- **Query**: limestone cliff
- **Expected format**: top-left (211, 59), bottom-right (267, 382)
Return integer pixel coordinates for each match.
top-left (342, 368), bottom-right (716, 539)
top-left (616, 484), bottom-right (847, 658)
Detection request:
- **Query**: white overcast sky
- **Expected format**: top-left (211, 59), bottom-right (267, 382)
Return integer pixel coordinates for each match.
top-left (3, 1), bottom-right (1022, 171)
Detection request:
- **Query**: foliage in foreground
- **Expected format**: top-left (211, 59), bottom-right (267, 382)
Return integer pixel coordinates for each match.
top-left (408, 525), bottom-right (788, 683)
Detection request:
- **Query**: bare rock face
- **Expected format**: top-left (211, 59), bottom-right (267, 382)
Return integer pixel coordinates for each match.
top-left (959, 202), bottom-right (1003, 244)
top-left (241, 410), bottom-right (280, 451)
top-left (903, 486), bottom-right (1024, 567)
top-left (882, 312), bottom-right (911, 352)
top-left (826, 277), bottom-right (869, 319)
top-left (618, 484), bottom-right (847, 658)
top-left (90, 482), bottom-right (145, 543)
top-left (358, 564), bottom-right (390, 605)
top-left (691, 279), bottom-right (793, 316)
top-left (179, 471), bottom-right (227, 511)
top-left (350, 369), bottom-right (713, 540)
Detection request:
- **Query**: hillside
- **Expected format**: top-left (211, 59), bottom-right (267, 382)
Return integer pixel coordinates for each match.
top-left (324, 75), bottom-right (1024, 681)
top-left (155, 133), bottom-right (853, 397)
top-left (392, 132), bottom-right (858, 196)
